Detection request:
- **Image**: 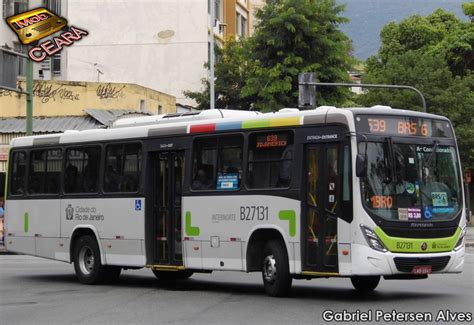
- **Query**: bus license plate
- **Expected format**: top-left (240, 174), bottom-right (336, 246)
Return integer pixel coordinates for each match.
top-left (412, 265), bottom-right (432, 275)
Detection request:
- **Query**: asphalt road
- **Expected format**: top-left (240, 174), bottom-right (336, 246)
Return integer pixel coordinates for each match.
top-left (1, 250), bottom-right (473, 325)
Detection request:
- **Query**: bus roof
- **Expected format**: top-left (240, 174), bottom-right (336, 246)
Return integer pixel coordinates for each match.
top-left (9, 106), bottom-right (450, 148)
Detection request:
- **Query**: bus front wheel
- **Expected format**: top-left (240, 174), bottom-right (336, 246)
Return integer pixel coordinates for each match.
top-left (73, 235), bottom-right (121, 284)
top-left (262, 240), bottom-right (292, 297)
top-left (351, 276), bottom-right (380, 293)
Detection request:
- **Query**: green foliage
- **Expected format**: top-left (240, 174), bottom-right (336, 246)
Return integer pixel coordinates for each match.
top-left (242, 0), bottom-right (353, 111)
top-left (183, 38), bottom-right (254, 110)
top-left (185, 0), bottom-right (353, 111)
top-left (463, 1), bottom-right (474, 21)
top-left (357, 5), bottom-right (474, 169)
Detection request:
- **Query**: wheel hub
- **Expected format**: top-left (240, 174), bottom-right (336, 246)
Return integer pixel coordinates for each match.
top-left (263, 254), bottom-right (277, 283)
top-left (79, 246), bottom-right (94, 275)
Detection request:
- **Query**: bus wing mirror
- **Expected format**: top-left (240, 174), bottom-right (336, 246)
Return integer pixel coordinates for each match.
top-left (356, 154), bottom-right (367, 178)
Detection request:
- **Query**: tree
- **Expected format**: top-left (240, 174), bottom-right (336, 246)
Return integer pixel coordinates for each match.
top-left (356, 6), bottom-right (474, 169)
top-left (242, 0), bottom-right (353, 111)
top-left (184, 38), bottom-right (254, 110)
top-left (185, 0), bottom-right (353, 111)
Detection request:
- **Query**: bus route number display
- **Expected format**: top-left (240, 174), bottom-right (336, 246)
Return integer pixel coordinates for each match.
top-left (368, 118), bottom-right (429, 136)
top-left (256, 133), bottom-right (288, 148)
top-left (356, 115), bottom-right (453, 138)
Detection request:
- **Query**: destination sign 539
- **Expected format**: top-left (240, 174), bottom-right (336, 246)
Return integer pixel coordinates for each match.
top-left (356, 115), bottom-right (453, 138)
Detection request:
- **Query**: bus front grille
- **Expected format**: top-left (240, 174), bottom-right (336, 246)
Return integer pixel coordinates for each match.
top-left (393, 256), bottom-right (451, 273)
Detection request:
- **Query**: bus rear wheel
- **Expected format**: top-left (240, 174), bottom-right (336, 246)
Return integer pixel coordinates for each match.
top-left (73, 235), bottom-right (121, 284)
top-left (350, 276), bottom-right (380, 293)
top-left (152, 270), bottom-right (194, 280)
top-left (262, 240), bottom-right (292, 297)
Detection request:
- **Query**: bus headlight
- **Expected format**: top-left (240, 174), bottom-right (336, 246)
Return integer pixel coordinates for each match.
top-left (454, 226), bottom-right (467, 251)
top-left (360, 224), bottom-right (387, 253)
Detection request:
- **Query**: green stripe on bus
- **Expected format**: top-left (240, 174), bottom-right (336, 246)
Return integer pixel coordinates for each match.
top-left (24, 212), bottom-right (29, 233)
top-left (374, 226), bottom-right (461, 253)
top-left (279, 210), bottom-right (296, 237)
top-left (242, 119), bottom-right (272, 129)
top-left (185, 211), bottom-right (200, 236)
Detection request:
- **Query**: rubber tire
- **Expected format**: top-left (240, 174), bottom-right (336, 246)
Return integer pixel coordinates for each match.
top-left (351, 276), bottom-right (381, 293)
top-left (73, 235), bottom-right (118, 284)
top-left (152, 270), bottom-right (194, 280)
top-left (262, 240), bottom-right (292, 297)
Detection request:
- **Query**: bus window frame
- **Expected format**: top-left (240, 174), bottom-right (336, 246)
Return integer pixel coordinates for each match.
top-left (245, 129), bottom-right (295, 191)
top-left (103, 141), bottom-right (143, 195)
top-left (8, 149), bottom-right (28, 198)
top-left (63, 144), bottom-right (103, 196)
top-left (189, 133), bottom-right (245, 193)
top-left (26, 147), bottom-right (64, 197)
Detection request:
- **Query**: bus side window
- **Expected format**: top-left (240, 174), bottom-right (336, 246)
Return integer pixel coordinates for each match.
top-left (28, 149), bottom-right (62, 195)
top-left (10, 151), bottom-right (26, 196)
top-left (65, 146), bottom-right (101, 193)
top-left (247, 131), bottom-right (294, 189)
top-left (191, 135), bottom-right (243, 191)
top-left (104, 143), bottom-right (141, 193)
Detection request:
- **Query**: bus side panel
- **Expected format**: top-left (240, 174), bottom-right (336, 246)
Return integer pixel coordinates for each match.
top-left (60, 198), bottom-right (146, 267)
top-left (182, 195), bottom-right (300, 273)
top-left (4, 199), bottom-right (35, 254)
top-left (4, 199), bottom-right (61, 256)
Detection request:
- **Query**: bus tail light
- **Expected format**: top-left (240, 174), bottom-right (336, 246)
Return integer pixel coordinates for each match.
top-left (454, 226), bottom-right (466, 251)
top-left (360, 224), bottom-right (387, 253)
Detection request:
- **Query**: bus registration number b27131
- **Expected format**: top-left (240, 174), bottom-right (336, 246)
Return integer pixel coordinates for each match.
top-left (240, 206), bottom-right (269, 221)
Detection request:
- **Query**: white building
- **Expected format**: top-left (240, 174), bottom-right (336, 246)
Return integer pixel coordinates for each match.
top-left (1, 0), bottom-right (211, 105)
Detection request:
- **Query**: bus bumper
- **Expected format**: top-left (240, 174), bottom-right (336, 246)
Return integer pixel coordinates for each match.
top-left (351, 243), bottom-right (465, 276)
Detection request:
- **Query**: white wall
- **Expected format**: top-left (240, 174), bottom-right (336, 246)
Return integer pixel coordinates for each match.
top-left (65, 0), bottom-right (209, 105)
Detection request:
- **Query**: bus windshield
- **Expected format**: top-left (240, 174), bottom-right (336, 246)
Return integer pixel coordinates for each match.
top-left (359, 141), bottom-right (462, 222)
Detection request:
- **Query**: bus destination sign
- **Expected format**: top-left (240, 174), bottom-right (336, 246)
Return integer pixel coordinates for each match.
top-left (356, 115), bottom-right (453, 138)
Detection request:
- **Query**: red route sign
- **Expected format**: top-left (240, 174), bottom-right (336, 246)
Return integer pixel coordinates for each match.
top-left (466, 170), bottom-right (472, 184)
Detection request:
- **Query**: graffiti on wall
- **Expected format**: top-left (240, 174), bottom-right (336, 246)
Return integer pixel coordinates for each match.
top-left (33, 83), bottom-right (80, 103)
top-left (96, 83), bottom-right (126, 99)
top-left (0, 82), bottom-right (80, 103)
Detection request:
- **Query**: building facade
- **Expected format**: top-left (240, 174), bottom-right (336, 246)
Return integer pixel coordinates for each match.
top-left (1, 0), bottom-right (251, 106)
top-left (249, 0), bottom-right (264, 35)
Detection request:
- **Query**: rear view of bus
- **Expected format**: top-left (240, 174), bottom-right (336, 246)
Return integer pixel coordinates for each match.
top-left (349, 109), bottom-right (466, 291)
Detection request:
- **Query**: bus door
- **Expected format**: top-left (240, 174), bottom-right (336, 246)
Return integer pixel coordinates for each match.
top-left (151, 151), bottom-right (184, 265)
top-left (303, 143), bottom-right (340, 273)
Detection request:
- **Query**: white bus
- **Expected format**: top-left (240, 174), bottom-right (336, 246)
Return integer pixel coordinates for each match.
top-left (4, 106), bottom-right (466, 296)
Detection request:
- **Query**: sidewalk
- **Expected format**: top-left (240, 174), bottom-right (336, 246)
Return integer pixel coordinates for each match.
top-left (1, 227), bottom-right (472, 255)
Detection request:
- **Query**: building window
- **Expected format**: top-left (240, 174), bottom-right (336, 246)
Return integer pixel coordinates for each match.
top-left (28, 149), bottom-right (63, 195)
top-left (192, 136), bottom-right (243, 191)
top-left (13, 42), bottom-right (27, 76)
top-left (104, 143), bottom-right (141, 193)
top-left (52, 54), bottom-right (61, 74)
top-left (64, 146), bottom-right (101, 193)
top-left (236, 12), bottom-right (247, 37)
top-left (43, 0), bottom-right (61, 15)
top-left (208, 0), bottom-right (223, 22)
top-left (247, 131), bottom-right (294, 189)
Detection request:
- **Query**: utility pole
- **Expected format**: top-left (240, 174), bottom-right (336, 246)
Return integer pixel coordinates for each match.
top-left (209, 0), bottom-right (215, 110)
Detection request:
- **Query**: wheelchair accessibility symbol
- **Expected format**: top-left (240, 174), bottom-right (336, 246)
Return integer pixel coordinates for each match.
top-left (423, 206), bottom-right (433, 220)
top-left (135, 199), bottom-right (142, 211)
